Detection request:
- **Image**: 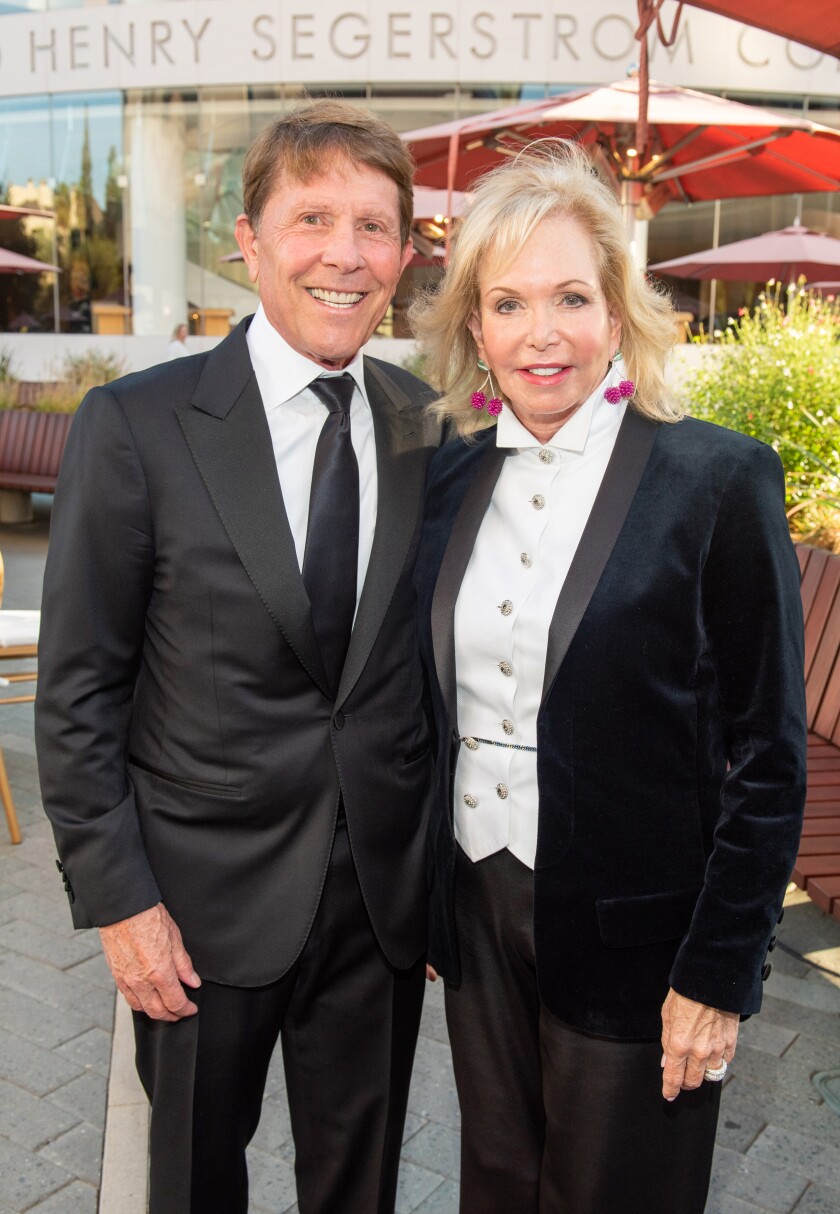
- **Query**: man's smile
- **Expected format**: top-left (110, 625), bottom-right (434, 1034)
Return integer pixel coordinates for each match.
top-left (306, 287), bottom-right (368, 308)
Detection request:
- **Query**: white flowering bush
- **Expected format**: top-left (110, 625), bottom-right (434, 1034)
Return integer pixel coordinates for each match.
top-left (685, 285), bottom-right (840, 546)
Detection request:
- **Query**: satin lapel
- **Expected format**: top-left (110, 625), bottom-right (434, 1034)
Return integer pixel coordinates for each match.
top-left (176, 322), bottom-right (330, 697)
top-left (431, 441), bottom-right (507, 733)
top-left (335, 360), bottom-right (429, 706)
top-left (541, 408), bottom-right (658, 701)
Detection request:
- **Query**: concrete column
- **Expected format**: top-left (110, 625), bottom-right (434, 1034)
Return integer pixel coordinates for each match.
top-left (128, 106), bottom-right (187, 336)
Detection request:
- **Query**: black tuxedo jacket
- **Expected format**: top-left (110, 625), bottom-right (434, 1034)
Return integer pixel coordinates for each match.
top-left (416, 410), bottom-right (807, 1038)
top-left (35, 318), bottom-right (442, 986)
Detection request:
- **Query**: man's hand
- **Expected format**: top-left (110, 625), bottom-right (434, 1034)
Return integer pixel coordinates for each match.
top-left (660, 988), bottom-right (739, 1101)
top-left (426, 964), bottom-right (438, 982)
top-left (99, 903), bottom-right (201, 1022)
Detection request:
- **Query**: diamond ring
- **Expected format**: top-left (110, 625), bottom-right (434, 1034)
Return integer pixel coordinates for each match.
top-left (704, 1060), bottom-right (728, 1082)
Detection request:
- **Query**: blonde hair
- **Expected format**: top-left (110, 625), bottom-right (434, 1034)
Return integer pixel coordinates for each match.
top-left (410, 142), bottom-right (682, 435)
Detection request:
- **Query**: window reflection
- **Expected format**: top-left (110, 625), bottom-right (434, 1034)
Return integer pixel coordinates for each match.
top-left (0, 80), bottom-right (838, 337)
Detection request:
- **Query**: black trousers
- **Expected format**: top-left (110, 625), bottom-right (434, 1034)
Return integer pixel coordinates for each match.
top-left (133, 821), bottom-right (425, 1214)
top-left (445, 845), bottom-right (721, 1214)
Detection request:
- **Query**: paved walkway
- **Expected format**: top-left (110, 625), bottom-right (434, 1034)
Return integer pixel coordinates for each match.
top-left (0, 510), bottom-right (839, 1213)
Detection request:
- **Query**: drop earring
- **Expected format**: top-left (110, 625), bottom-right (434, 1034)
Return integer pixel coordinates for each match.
top-left (604, 349), bottom-right (635, 405)
top-left (471, 359), bottom-right (504, 417)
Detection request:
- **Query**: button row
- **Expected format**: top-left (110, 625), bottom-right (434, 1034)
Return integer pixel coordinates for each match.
top-left (463, 784), bottom-right (509, 807)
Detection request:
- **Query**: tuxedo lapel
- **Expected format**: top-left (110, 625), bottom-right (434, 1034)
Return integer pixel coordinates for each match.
top-left (431, 439), bottom-right (507, 732)
top-left (541, 408), bottom-right (658, 700)
top-left (335, 360), bottom-right (430, 706)
top-left (176, 321), bottom-right (330, 698)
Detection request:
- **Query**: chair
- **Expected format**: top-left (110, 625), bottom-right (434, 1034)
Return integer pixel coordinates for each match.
top-left (0, 551), bottom-right (40, 844)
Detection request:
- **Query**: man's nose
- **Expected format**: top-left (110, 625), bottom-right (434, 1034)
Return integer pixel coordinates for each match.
top-left (321, 221), bottom-right (366, 272)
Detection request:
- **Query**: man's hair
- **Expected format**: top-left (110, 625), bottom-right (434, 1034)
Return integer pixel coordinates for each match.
top-left (242, 99), bottom-right (415, 245)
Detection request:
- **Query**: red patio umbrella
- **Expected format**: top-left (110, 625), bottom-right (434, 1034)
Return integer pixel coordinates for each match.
top-left (0, 204), bottom-right (55, 222)
top-left (679, 0), bottom-right (840, 57)
top-left (0, 247), bottom-right (60, 274)
top-left (634, 2), bottom-right (839, 201)
top-left (650, 225), bottom-right (840, 282)
top-left (404, 80), bottom-right (840, 260)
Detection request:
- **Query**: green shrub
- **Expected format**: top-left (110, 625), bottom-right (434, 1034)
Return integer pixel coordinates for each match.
top-left (400, 350), bottom-right (428, 382)
top-left (684, 285), bottom-right (840, 547)
top-left (0, 347), bottom-right (127, 412)
top-left (60, 349), bottom-right (126, 394)
top-left (0, 346), bottom-right (16, 383)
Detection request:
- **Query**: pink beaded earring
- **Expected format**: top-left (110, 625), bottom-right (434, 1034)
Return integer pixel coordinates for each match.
top-left (471, 360), bottom-right (504, 417)
top-left (604, 350), bottom-right (635, 405)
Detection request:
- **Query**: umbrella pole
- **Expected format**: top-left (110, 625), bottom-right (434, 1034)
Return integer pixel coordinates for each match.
top-left (51, 217), bottom-right (59, 334)
top-left (445, 131), bottom-right (459, 266)
top-left (621, 179), bottom-right (647, 270)
top-left (708, 199), bottom-right (721, 331)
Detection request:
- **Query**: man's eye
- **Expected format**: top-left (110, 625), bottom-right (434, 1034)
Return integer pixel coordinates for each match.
top-left (302, 215), bottom-right (321, 225)
top-left (363, 222), bottom-right (382, 233)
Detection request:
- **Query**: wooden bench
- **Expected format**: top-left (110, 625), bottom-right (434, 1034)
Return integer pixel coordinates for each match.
top-left (0, 409), bottom-right (73, 521)
top-left (793, 544), bottom-right (840, 921)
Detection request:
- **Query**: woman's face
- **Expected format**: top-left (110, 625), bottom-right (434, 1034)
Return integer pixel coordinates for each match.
top-left (467, 214), bottom-right (622, 442)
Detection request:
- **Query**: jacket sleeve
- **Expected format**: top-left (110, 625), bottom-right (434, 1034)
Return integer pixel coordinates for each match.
top-left (34, 386), bottom-right (162, 929)
top-left (669, 440), bottom-right (807, 1014)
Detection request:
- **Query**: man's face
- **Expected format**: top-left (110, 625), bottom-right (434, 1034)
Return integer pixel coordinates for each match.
top-left (235, 155), bottom-right (413, 369)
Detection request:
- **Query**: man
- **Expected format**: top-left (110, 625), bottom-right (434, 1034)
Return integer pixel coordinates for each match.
top-left (35, 100), bottom-right (441, 1214)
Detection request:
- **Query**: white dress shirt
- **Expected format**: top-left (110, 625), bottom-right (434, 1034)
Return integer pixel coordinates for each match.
top-left (453, 371), bottom-right (626, 869)
top-left (246, 304), bottom-right (378, 610)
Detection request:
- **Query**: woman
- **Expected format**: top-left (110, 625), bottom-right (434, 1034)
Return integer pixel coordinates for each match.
top-left (412, 145), bottom-right (806, 1213)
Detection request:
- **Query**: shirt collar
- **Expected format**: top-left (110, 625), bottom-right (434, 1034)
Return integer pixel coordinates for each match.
top-left (246, 304), bottom-right (368, 409)
top-left (494, 366), bottom-right (623, 454)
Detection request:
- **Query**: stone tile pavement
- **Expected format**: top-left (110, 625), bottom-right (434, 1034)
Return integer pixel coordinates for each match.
top-left (0, 504), bottom-right (839, 1213)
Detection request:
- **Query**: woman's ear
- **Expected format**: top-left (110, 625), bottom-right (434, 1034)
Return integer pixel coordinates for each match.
top-left (466, 313), bottom-right (486, 365)
top-left (609, 311), bottom-right (623, 357)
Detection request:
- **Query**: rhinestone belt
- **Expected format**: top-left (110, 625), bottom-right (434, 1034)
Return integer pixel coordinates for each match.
top-left (459, 735), bottom-right (537, 753)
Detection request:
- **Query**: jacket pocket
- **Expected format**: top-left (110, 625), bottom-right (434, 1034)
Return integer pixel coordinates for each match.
top-left (596, 886), bottom-right (701, 949)
top-left (403, 739), bottom-right (431, 765)
top-left (128, 756), bottom-right (243, 800)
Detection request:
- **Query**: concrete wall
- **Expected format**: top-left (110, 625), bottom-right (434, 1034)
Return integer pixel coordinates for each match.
top-left (0, 332), bottom-right (714, 390)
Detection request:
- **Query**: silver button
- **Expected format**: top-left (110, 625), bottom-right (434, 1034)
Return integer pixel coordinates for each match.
top-left (531, 494), bottom-right (545, 510)
top-left (539, 449), bottom-right (553, 464)
top-left (496, 783), bottom-right (509, 800)
top-left (463, 793), bottom-right (477, 808)
top-left (499, 661), bottom-right (513, 677)
top-left (520, 552), bottom-right (532, 568)
top-left (502, 719), bottom-right (514, 736)
top-left (464, 737), bottom-right (479, 751)
top-left (499, 600), bottom-right (513, 617)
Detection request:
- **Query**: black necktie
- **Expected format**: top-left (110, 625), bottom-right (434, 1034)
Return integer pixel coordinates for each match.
top-left (303, 373), bottom-right (359, 696)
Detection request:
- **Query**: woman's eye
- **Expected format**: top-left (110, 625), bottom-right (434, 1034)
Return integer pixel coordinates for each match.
top-left (563, 293), bottom-right (586, 307)
top-left (496, 299), bottom-right (520, 314)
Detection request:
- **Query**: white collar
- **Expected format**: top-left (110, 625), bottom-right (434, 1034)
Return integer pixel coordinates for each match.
top-left (246, 304), bottom-right (368, 410)
top-left (494, 366), bottom-right (623, 454)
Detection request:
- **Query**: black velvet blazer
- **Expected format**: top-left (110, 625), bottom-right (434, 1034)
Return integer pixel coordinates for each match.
top-left (416, 410), bottom-right (807, 1039)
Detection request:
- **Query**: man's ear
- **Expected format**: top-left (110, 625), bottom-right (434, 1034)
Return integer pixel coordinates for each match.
top-left (234, 214), bottom-right (260, 285)
top-left (398, 238), bottom-right (415, 278)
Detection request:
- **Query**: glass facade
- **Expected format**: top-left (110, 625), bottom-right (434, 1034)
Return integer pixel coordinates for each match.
top-left (0, 26), bottom-right (837, 335)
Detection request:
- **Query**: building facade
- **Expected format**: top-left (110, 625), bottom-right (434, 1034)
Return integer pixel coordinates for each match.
top-left (0, 0), bottom-right (838, 342)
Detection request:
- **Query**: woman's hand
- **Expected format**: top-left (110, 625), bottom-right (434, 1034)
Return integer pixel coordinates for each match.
top-left (660, 988), bottom-right (739, 1101)
top-left (426, 964), bottom-right (438, 982)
